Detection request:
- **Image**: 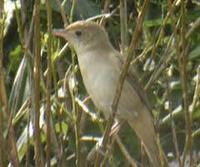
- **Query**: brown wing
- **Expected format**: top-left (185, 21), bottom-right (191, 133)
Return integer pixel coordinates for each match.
top-left (114, 51), bottom-right (153, 112)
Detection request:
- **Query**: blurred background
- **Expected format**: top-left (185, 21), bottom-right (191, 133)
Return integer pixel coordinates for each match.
top-left (0, 0), bottom-right (200, 166)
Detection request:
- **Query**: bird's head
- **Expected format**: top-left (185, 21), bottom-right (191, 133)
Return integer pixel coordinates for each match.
top-left (53, 21), bottom-right (110, 53)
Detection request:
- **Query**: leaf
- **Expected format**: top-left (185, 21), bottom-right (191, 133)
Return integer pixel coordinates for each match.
top-left (189, 46), bottom-right (200, 60)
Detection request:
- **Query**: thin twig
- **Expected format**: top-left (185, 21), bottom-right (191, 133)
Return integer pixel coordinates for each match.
top-left (186, 17), bottom-right (200, 39)
top-left (144, 35), bottom-right (174, 90)
top-left (55, 0), bottom-right (68, 26)
top-left (26, 100), bottom-right (31, 167)
top-left (33, 0), bottom-right (44, 166)
top-left (116, 135), bottom-right (138, 167)
top-left (46, 0), bottom-right (52, 166)
top-left (0, 2), bottom-right (6, 166)
top-left (70, 52), bottom-right (81, 167)
top-left (144, 0), bottom-right (180, 90)
top-left (120, 0), bottom-right (128, 53)
top-left (149, 0), bottom-right (178, 61)
top-left (103, 0), bottom-right (111, 13)
top-left (69, 0), bottom-right (76, 23)
top-left (0, 4), bottom-right (20, 167)
top-left (166, 68), bottom-right (181, 166)
top-left (179, 1), bottom-right (192, 166)
top-left (190, 66), bottom-right (200, 115)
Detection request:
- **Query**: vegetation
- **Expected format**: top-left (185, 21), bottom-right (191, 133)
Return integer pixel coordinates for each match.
top-left (0, 0), bottom-right (200, 166)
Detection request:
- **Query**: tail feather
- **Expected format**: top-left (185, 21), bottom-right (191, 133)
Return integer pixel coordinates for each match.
top-left (128, 108), bottom-right (161, 167)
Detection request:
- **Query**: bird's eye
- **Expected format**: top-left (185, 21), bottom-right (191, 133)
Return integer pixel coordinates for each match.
top-left (75, 30), bottom-right (82, 37)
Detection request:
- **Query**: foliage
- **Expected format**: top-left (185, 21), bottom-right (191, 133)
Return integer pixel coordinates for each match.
top-left (0, 0), bottom-right (200, 166)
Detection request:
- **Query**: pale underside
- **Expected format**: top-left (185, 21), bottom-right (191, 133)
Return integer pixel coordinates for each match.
top-left (78, 46), bottom-right (151, 122)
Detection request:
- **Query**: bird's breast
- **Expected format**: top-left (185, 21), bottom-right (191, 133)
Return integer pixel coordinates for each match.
top-left (78, 52), bottom-right (119, 115)
top-left (77, 50), bottom-right (143, 121)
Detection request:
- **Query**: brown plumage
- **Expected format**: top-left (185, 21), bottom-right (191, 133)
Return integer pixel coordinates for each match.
top-left (53, 21), bottom-right (162, 167)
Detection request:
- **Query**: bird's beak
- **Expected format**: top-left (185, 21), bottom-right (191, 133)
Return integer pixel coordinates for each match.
top-left (52, 29), bottom-right (67, 38)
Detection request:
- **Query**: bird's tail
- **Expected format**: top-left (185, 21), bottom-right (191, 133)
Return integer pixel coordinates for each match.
top-left (128, 108), bottom-right (161, 167)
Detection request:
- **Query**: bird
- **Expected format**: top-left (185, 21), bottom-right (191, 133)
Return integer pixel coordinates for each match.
top-left (53, 20), bottom-right (162, 167)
